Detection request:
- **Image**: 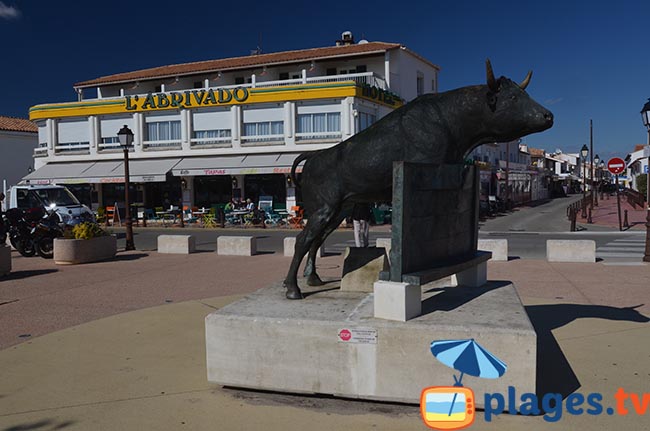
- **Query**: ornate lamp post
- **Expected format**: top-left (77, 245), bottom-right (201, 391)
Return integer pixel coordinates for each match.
top-left (593, 154), bottom-right (600, 206)
top-left (640, 100), bottom-right (650, 262)
top-left (580, 144), bottom-right (589, 218)
top-left (117, 125), bottom-right (135, 251)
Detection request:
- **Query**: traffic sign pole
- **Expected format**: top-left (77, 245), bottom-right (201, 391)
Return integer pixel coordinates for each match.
top-left (616, 174), bottom-right (622, 231)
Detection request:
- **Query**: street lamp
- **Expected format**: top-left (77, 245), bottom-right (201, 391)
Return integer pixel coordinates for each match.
top-left (593, 154), bottom-right (600, 206)
top-left (117, 125), bottom-right (135, 251)
top-left (639, 99), bottom-right (650, 262)
top-left (581, 144), bottom-right (589, 218)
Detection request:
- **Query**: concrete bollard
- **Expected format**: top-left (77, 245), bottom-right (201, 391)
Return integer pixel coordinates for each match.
top-left (373, 280), bottom-right (421, 322)
top-left (158, 235), bottom-right (196, 254)
top-left (283, 236), bottom-right (324, 257)
top-left (478, 239), bottom-right (508, 261)
top-left (217, 236), bottom-right (257, 256)
top-left (546, 240), bottom-right (596, 263)
top-left (375, 238), bottom-right (392, 262)
top-left (0, 245), bottom-right (11, 276)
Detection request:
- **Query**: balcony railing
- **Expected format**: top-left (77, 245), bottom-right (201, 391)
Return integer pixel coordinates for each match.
top-left (143, 140), bottom-right (182, 150)
top-left (33, 144), bottom-right (48, 157)
top-left (55, 142), bottom-right (90, 154)
top-left (190, 136), bottom-right (232, 148)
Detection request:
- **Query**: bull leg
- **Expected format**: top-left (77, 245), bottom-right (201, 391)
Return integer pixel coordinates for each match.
top-left (304, 213), bottom-right (347, 286)
top-left (284, 205), bottom-right (340, 299)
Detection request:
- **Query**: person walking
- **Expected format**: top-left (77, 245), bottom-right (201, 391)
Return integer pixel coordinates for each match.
top-left (352, 203), bottom-right (371, 247)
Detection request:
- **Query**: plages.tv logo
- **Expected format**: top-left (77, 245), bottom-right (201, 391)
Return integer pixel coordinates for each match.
top-left (420, 339), bottom-right (507, 430)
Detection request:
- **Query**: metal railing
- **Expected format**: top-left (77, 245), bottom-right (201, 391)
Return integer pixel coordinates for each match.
top-left (624, 189), bottom-right (646, 209)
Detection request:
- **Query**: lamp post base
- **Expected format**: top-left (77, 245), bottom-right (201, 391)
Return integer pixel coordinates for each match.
top-left (125, 218), bottom-right (135, 251)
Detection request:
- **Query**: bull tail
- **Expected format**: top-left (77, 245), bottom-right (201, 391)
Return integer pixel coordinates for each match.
top-left (290, 152), bottom-right (311, 188)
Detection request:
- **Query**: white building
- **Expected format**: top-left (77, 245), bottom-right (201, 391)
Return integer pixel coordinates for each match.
top-left (625, 145), bottom-right (649, 190)
top-left (0, 116), bottom-right (37, 197)
top-left (25, 32), bottom-right (440, 212)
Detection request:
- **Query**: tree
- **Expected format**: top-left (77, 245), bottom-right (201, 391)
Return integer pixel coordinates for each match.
top-left (636, 173), bottom-right (647, 198)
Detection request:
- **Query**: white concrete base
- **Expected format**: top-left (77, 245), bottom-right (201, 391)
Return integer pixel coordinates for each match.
top-left (217, 236), bottom-right (257, 256)
top-left (158, 235), bottom-right (196, 254)
top-left (206, 280), bottom-right (536, 409)
top-left (0, 245), bottom-right (11, 276)
top-left (455, 261), bottom-right (487, 287)
top-left (375, 238), bottom-right (391, 262)
top-left (546, 240), bottom-right (596, 263)
top-left (373, 281), bottom-right (421, 321)
top-left (283, 236), bottom-right (324, 257)
top-left (478, 239), bottom-right (508, 261)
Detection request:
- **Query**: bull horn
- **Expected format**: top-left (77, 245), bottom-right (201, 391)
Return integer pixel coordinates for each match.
top-left (486, 59), bottom-right (498, 92)
top-left (519, 70), bottom-right (533, 90)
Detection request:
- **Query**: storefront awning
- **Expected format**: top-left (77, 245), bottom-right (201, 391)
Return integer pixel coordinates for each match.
top-left (171, 154), bottom-right (302, 176)
top-left (23, 158), bottom-right (182, 184)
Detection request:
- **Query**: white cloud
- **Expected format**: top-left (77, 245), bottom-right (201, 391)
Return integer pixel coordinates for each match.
top-left (544, 97), bottom-right (564, 106)
top-left (0, 2), bottom-right (20, 19)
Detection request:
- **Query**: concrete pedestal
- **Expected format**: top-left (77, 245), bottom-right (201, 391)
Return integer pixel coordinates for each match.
top-left (0, 245), bottom-right (11, 276)
top-left (373, 280), bottom-right (421, 321)
top-left (206, 280), bottom-right (536, 409)
top-left (340, 247), bottom-right (388, 292)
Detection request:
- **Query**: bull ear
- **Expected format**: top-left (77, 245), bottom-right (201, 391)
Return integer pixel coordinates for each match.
top-left (486, 59), bottom-right (499, 92)
top-left (519, 70), bottom-right (533, 90)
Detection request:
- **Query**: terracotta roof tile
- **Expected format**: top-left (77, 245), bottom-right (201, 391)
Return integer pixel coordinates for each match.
top-left (0, 116), bottom-right (37, 133)
top-left (74, 42), bottom-right (438, 87)
top-left (633, 144), bottom-right (645, 152)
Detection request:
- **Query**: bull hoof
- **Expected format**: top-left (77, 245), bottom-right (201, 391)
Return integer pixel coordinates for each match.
top-left (307, 273), bottom-right (325, 286)
top-left (286, 288), bottom-right (304, 300)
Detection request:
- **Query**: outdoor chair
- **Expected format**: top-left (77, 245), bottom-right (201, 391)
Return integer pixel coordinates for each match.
top-left (287, 206), bottom-right (304, 229)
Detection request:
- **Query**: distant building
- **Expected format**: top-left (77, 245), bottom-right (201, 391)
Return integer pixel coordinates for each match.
top-left (625, 144), bottom-right (649, 191)
top-left (0, 116), bottom-right (37, 195)
top-left (469, 139), bottom-right (549, 204)
top-left (25, 32), bottom-right (440, 212)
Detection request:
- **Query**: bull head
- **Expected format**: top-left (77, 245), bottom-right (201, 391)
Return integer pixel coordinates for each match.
top-left (486, 59), bottom-right (532, 91)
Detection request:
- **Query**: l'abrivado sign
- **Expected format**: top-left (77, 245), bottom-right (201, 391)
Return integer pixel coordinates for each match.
top-left (29, 82), bottom-right (403, 120)
top-left (124, 87), bottom-right (250, 111)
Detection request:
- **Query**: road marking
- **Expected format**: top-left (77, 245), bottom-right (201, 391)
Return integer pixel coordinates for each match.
top-left (596, 238), bottom-right (645, 262)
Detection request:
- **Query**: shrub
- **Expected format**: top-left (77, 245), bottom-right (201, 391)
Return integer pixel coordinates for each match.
top-left (71, 222), bottom-right (107, 240)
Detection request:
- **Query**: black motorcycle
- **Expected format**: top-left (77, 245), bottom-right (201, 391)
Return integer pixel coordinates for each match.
top-left (4, 207), bottom-right (44, 257)
top-left (32, 208), bottom-right (65, 259)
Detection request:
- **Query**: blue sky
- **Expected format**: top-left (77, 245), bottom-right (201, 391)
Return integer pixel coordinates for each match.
top-left (1, 0), bottom-right (649, 159)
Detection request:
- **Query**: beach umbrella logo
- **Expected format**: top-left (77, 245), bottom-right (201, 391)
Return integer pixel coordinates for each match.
top-left (420, 339), bottom-right (507, 430)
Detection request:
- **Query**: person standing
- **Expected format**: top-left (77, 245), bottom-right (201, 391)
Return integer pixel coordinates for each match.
top-left (352, 203), bottom-right (371, 247)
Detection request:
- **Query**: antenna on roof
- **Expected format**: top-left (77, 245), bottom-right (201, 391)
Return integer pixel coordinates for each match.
top-left (250, 32), bottom-right (263, 55)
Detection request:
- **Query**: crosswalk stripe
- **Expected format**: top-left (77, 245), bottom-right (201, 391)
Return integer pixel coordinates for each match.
top-left (598, 246), bottom-right (645, 252)
top-left (597, 252), bottom-right (644, 258)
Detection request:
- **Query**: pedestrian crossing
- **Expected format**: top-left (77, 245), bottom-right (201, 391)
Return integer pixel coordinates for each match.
top-left (596, 237), bottom-right (646, 261)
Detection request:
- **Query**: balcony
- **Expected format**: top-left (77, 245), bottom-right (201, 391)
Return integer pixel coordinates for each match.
top-left (95, 71), bottom-right (391, 100)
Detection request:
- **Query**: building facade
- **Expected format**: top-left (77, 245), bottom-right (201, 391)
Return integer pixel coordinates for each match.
top-left (0, 116), bottom-right (37, 197)
top-left (25, 33), bottom-right (440, 212)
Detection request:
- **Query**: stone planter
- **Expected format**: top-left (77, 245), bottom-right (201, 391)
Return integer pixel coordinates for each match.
top-left (54, 235), bottom-right (117, 265)
top-left (0, 245), bottom-right (11, 276)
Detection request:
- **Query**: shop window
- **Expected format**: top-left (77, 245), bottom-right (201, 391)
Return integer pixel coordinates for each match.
top-left (326, 68), bottom-right (337, 76)
top-left (235, 77), bottom-right (245, 85)
top-left (356, 65), bottom-right (367, 73)
top-left (242, 121), bottom-right (284, 143)
top-left (296, 113), bottom-right (341, 141)
top-left (279, 72), bottom-right (289, 80)
top-left (154, 85), bottom-right (162, 93)
top-left (193, 81), bottom-right (203, 89)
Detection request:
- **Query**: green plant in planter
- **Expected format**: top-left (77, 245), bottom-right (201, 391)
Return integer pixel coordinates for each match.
top-left (71, 222), bottom-right (107, 240)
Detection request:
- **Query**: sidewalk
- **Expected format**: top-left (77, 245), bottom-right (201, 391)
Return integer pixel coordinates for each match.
top-left (0, 251), bottom-right (649, 430)
top-left (580, 193), bottom-right (648, 230)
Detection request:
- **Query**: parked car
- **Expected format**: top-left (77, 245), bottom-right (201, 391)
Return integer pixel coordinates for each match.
top-left (8, 185), bottom-right (95, 226)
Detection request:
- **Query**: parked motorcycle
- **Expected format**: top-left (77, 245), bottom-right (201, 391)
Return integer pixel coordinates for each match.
top-left (32, 208), bottom-right (65, 259)
top-left (4, 207), bottom-right (44, 257)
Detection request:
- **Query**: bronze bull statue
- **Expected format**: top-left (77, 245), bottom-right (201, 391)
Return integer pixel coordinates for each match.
top-left (285, 60), bottom-right (553, 299)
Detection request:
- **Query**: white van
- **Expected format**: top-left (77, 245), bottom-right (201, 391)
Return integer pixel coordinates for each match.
top-left (9, 185), bottom-right (95, 225)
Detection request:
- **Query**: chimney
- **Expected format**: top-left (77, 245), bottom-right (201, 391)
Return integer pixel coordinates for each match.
top-left (336, 31), bottom-right (354, 46)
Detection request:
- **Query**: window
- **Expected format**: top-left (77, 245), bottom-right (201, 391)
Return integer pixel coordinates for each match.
top-left (358, 112), bottom-right (376, 132)
top-left (356, 65), bottom-right (367, 73)
top-left (235, 77), bottom-right (245, 85)
top-left (101, 136), bottom-right (120, 147)
top-left (326, 68), bottom-right (337, 76)
top-left (279, 72), bottom-right (289, 80)
top-left (296, 113), bottom-right (341, 140)
top-left (192, 129), bottom-right (232, 145)
top-left (193, 81), bottom-right (203, 89)
top-left (154, 85), bottom-right (162, 92)
top-left (242, 121), bottom-right (284, 142)
top-left (146, 120), bottom-right (181, 147)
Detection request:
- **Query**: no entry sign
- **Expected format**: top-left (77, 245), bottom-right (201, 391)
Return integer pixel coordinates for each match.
top-left (607, 158), bottom-right (626, 175)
